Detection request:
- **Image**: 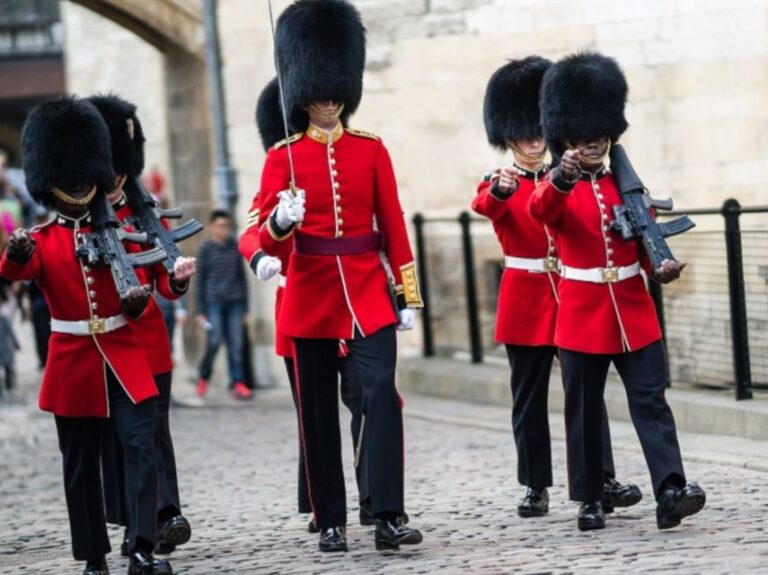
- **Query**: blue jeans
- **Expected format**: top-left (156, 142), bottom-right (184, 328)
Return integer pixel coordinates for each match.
top-left (198, 301), bottom-right (245, 386)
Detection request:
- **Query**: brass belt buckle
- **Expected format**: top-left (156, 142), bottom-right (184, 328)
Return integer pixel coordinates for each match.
top-left (544, 257), bottom-right (559, 272)
top-left (89, 318), bottom-right (106, 334)
top-left (601, 267), bottom-right (619, 283)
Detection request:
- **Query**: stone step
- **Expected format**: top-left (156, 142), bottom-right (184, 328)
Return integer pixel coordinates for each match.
top-left (397, 355), bottom-right (768, 440)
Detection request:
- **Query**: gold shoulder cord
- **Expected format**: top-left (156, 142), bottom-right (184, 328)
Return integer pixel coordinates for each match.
top-left (346, 128), bottom-right (380, 141)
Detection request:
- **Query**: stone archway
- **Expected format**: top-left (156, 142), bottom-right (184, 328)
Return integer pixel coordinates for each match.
top-left (70, 0), bottom-right (204, 56)
top-left (68, 0), bottom-right (212, 228)
top-left (67, 0), bottom-right (214, 361)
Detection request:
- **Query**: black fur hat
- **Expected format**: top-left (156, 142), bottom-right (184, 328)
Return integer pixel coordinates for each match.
top-left (540, 51), bottom-right (628, 158)
top-left (255, 77), bottom-right (288, 151)
top-left (88, 93), bottom-right (146, 178)
top-left (275, 0), bottom-right (366, 131)
top-left (483, 56), bottom-right (552, 151)
top-left (21, 96), bottom-right (115, 209)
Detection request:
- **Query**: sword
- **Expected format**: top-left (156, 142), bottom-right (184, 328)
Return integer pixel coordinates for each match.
top-left (267, 0), bottom-right (298, 197)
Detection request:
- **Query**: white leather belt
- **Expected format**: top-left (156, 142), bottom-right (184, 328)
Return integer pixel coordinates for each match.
top-left (504, 255), bottom-right (560, 273)
top-left (560, 262), bottom-right (641, 284)
top-left (278, 274), bottom-right (287, 288)
top-left (51, 314), bottom-right (128, 336)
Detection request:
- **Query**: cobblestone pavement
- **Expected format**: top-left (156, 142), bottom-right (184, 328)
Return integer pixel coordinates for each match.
top-left (2, 326), bottom-right (768, 574)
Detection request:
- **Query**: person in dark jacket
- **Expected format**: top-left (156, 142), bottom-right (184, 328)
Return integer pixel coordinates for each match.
top-left (195, 209), bottom-right (251, 399)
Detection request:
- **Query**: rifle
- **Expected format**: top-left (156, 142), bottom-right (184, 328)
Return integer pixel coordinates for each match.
top-left (75, 193), bottom-right (167, 300)
top-left (123, 177), bottom-right (204, 274)
top-left (609, 144), bottom-right (695, 270)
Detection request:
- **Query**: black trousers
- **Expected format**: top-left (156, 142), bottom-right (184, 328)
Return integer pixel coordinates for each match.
top-left (560, 339), bottom-right (685, 503)
top-left (285, 354), bottom-right (369, 514)
top-left (293, 325), bottom-right (403, 528)
top-left (56, 371), bottom-right (157, 561)
top-left (505, 345), bottom-right (615, 489)
top-left (103, 372), bottom-right (182, 527)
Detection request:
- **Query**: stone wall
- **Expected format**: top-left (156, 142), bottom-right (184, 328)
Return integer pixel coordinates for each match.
top-left (213, 0), bottom-right (768, 363)
top-left (215, 0), bottom-right (768, 228)
top-left (60, 2), bottom-right (173, 199)
top-left (219, 0), bottom-right (768, 220)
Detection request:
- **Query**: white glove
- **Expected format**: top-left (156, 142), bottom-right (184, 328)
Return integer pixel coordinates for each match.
top-left (256, 256), bottom-right (282, 281)
top-left (397, 308), bottom-right (416, 331)
top-left (274, 189), bottom-right (306, 228)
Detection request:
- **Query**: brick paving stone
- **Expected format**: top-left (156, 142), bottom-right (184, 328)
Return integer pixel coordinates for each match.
top-left (1, 325), bottom-right (768, 574)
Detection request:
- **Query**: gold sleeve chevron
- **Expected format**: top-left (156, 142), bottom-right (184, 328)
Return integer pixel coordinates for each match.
top-left (400, 263), bottom-right (423, 308)
top-left (245, 208), bottom-right (260, 230)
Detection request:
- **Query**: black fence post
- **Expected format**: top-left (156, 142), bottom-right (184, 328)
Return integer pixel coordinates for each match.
top-left (647, 280), bottom-right (670, 387)
top-left (412, 213), bottom-right (434, 357)
top-left (722, 198), bottom-right (753, 400)
top-left (459, 211), bottom-right (483, 363)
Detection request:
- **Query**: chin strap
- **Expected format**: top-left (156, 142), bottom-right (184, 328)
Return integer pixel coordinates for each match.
top-left (564, 139), bottom-right (612, 167)
top-left (506, 140), bottom-right (547, 164)
top-left (51, 185), bottom-right (97, 206)
top-left (308, 103), bottom-right (345, 123)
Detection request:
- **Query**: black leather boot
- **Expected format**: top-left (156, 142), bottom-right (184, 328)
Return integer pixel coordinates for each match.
top-left (359, 501), bottom-right (375, 526)
top-left (577, 501), bottom-right (606, 531)
top-left (155, 515), bottom-right (191, 555)
top-left (127, 549), bottom-right (173, 575)
top-left (603, 478), bottom-right (642, 513)
top-left (83, 557), bottom-right (109, 575)
top-left (517, 487), bottom-right (549, 518)
top-left (374, 518), bottom-right (423, 551)
top-left (318, 526), bottom-right (348, 552)
top-left (656, 483), bottom-right (706, 530)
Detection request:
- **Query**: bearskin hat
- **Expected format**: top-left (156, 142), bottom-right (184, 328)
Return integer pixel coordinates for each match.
top-left (88, 93), bottom-right (146, 178)
top-left (275, 0), bottom-right (366, 131)
top-left (255, 77), bottom-right (288, 151)
top-left (540, 51), bottom-right (628, 158)
top-left (21, 96), bottom-right (115, 209)
top-left (483, 56), bottom-right (552, 151)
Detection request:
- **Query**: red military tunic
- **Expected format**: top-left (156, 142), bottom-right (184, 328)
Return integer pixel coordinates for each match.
top-left (472, 166), bottom-right (558, 346)
top-left (113, 194), bottom-right (181, 375)
top-left (238, 194), bottom-right (294, 357)
top-left (528, 167), bottom-right (661, 354)
top-left (257, 123), bottom-right (423, 340)
top-left (0, 214), bottom-right (157, 417)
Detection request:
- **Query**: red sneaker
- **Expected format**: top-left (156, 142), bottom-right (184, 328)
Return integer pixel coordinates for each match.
top-left (232, 381), bottom-right (252, 400)
top-left (196, 378), bottom-right (208, 397)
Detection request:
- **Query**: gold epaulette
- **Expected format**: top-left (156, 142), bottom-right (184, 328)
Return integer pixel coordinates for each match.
top-left (273, 132), bottom-right (303, 150)
top-left (345, 128), bottom-right (380, 141)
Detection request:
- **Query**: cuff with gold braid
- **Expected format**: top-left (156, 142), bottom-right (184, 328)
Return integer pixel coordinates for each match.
top-left (267, 211), bottom-right (295, 241)
top-left (397, 262), bottom-right (424, 308)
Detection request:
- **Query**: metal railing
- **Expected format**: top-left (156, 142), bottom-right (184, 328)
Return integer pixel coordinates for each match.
top-left (412, 199), bottom-right (768, 400)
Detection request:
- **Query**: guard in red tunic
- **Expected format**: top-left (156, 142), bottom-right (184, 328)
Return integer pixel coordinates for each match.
top-left (253, 0), bottom-right (423, 553)
top-left (239, 76), bottom-right (375, 534)
top-left (473, 57), bottom-right (641, 519)
top-left (89, 94), bottom-right (195, 557)
top-left (0, 98), bottom-right (175, 575)
top-left (530, 52), bottom-right (706, 531)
